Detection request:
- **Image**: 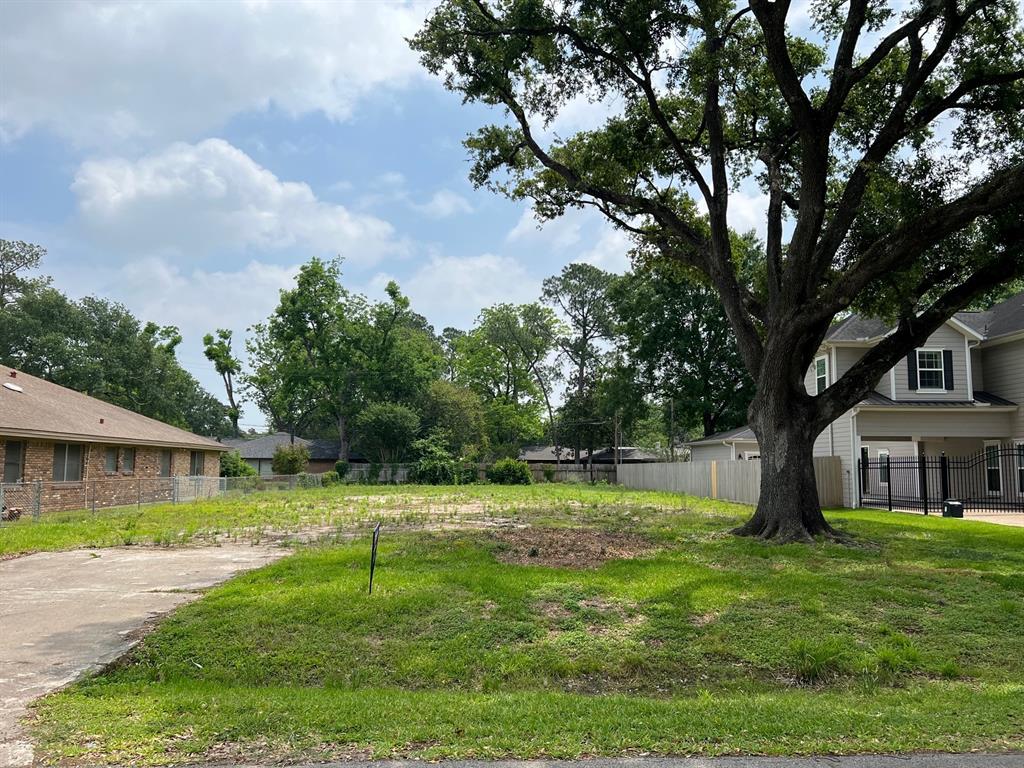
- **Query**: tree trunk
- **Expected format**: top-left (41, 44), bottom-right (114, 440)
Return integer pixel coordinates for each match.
top-left (732, 403), bottom-right (838, 543)
top-left (337, 412), bottom-right (349, 462)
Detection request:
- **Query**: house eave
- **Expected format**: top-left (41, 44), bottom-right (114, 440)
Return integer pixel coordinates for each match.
top-left (0, 427), bottom-right (228, 452)
top-left (977, 329), bottom-right (1024, 349)
top-left (855, 404), bottom-right (1017, 413)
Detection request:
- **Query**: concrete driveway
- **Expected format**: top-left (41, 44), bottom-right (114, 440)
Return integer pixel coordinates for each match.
top-left (0, 545), bottom-right (285, 767)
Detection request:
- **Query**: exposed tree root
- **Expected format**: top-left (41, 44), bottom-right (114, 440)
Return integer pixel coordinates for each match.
top-left (731, 515), bottom-right (852, 545)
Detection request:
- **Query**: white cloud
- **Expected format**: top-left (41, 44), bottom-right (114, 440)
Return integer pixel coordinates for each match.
top-left (71, 138), bottom-right (407, 262)
top-left (49, 256), bottom-right (303, 430)
top-left (506, 207), bottom-right (584, 250)
top-left (575, 225), bottom-right (634, 274)
top-left (0, 0), bottom-right (432, 146)
top-left (412, 189), bottom-right (474, 219)
top-left (377, 253), bottom-right (542, 330)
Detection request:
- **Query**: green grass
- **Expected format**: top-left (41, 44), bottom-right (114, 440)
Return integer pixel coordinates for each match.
top-left (24, 486), bottom-right (1024, 763)
top-left (0, 482), bottom-right (686, 557)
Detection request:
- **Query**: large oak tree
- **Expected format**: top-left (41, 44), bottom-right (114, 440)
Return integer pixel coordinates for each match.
top-left (411, 0), bottom-right (1024, 542)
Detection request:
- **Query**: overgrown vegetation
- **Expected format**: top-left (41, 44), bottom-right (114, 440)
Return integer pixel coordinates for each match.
top-left (486, 457), bottom-right (532, 485)
top-left (14, 486), bottom-right (1024, 762)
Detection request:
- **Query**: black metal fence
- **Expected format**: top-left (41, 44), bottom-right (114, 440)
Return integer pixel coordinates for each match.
top-left (859, 445), bottom-right (1024, 514)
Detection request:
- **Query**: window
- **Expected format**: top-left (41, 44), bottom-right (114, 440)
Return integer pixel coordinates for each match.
top-left (159, 449), bottom-right (172, 478)
top-left (814, 356), bottom-right (828, 395)
top-left (745, 452), bottom-right (761, 461)
top-left (878, 449), bottom-right (890, 485)
top-left (189, 451), bottom-right (204, 476)
top-left (104, 446), bottom-right (118, 473)
top-left (52, 443), bottom-right (83, 482)
top-left (916, 349), bottom-right (945, 390)
top-left (985, 442), bottom-right (1002, 495)
top-left (121, 447), bottom-right (135, 473)
top-left (3, 441), bottom-right (25, 483)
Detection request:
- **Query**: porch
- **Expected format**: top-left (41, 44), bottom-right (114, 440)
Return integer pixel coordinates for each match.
top-left (853, 405), bottom-right (1022, 514)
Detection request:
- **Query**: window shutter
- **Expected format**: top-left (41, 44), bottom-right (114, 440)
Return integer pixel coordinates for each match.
top-left (907, 352), bottom-right (918, 390)
top-left (943, 349), bottom-right (954, 390)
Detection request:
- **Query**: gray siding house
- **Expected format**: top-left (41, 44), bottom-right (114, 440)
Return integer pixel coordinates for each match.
top-left (688, 292), bottom-right (1024, 507)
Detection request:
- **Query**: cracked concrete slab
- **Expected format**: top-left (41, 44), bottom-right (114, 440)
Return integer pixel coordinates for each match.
top-left (0, 545), bottom-right (285, 767)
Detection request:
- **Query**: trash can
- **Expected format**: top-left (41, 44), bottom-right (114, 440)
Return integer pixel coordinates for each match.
top-left (942, 500), bottom-right (964, 518)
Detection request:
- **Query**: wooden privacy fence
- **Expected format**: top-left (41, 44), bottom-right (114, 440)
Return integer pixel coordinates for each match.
top-left (618, 457), bottom-right (845, 507)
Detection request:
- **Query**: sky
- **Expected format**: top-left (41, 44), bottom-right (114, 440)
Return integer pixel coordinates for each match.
top-left (0, 0), bottom-right (768, 431)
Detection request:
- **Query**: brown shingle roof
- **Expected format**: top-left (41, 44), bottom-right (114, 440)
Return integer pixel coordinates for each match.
top-left (0, 366), bottom-right (227, 451)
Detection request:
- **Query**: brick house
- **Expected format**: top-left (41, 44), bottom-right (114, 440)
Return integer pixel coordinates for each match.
top-left (1, 366), bottom-right (227, 514)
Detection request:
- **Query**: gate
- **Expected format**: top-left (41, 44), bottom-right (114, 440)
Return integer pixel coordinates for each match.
top-left (858, 445), bottom-right (1024, 514)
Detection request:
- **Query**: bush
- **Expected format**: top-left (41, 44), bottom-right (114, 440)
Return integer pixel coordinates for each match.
top-left (219, 450), bottom-right (257, 478)
top-left (409, 431), bottom-right (458, 485)
top-left (271, 443), bottom-right (310, 475)
top-left (334, 460), bottom-right (349, 479)
top-left (541, 464), bottom-right (556, 483)
top-left (321, 470), bottom-right (341, 487)
top-left (486, 458), bottom-right (532, 485)
top-left (354, 402), bottom-right (420, 464)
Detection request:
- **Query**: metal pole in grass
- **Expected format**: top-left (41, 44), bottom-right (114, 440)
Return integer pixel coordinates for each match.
top-left (368, 521), bottom-right (382, 594)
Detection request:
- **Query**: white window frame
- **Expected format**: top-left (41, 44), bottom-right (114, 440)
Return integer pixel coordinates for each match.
top-left (877, 448), bottom-right (890, 486)
top-left (814, 355), bottom-right (829, 395)
top-left (916, 348), bottom-right (946, 393)
top-left (984, 440), bottom-right (1002, 496)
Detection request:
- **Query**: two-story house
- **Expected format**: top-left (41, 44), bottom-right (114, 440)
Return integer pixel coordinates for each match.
top-left (687, 291), bottom-right (1024, 509)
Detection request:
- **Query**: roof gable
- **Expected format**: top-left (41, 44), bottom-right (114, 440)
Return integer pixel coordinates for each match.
top-left (0, 367), bottom-right (226, 451)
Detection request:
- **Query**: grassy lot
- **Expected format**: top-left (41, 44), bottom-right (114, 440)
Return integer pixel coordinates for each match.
top-left (0, 483), bottom-right (683, 557)
top-left (24, 485), bottom-right (1024, 764)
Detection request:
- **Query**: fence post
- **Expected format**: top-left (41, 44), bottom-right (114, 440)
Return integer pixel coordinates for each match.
top-left (918, 455), bottom-right (929, 515)
top-left (939, 453), bottom-right (950, 503)
top-left (886, 456), bottom-right (892, 511)
top-left (137, 477), bottom-right (141, 511)
top-left (92, 479), bottom-right (97, 515)
top-left (34, 479), bottom-right (42, 520)
top-left (0, 483), bottom-right (5, 527)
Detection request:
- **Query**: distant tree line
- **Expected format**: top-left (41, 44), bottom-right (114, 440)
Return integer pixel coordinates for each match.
top-left (0, 239), bottom-right (755, 461)
top-left (0, 240), bottom-right (232, 436)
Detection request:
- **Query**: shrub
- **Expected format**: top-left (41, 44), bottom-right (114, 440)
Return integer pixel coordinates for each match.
top-left (487, 458), bottom-right (532, 485)
top-left (409, 431), bottom-right (458, 485)
top-left (271, 443), bottom-right (310, 475)
top-left (354, 402), bottom-right (420, 464)
top-left (321, 470), bottom-right (341, 487)
top-left (219, 450), bottom-right (257, 478)
top-left (334, 460), bottom-right (349, 479)
top-left (541, 464), bottom-right (556, 483)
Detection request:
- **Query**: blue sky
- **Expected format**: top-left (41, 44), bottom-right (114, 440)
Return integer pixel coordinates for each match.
top-left (0, 0), bottom-right (765, 429)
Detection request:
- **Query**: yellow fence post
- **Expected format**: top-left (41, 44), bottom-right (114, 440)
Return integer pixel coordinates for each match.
top-left (711, 460), bottom-right (718, 499)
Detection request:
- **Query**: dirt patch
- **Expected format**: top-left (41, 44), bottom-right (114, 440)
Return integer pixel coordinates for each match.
top-left (536, 591), bottom-right (646, 639)
top-left (489, 526), bottom-right (655, 569)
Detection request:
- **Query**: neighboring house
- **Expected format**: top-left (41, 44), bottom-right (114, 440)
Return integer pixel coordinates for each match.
top-left (0, 366), bottom-right (225, 513)
top-left (221, 432), bottom-right (351, 475)
top-left (688, 291), bottom-right (1024, 508)
top-left (685, 426), bottom-right (762, 462)
top-left (519, 445), bottom-right (661, 465)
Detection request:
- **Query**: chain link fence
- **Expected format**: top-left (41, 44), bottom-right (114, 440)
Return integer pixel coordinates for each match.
top-left (0, 473), bottom-right (323, 525)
